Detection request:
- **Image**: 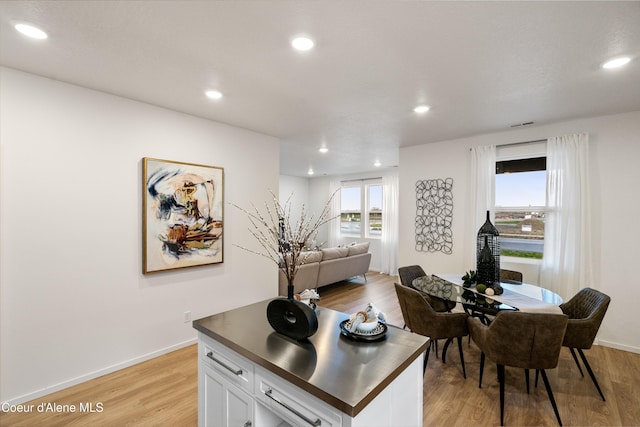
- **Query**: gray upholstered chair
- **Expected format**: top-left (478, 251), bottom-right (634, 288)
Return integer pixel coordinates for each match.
top-left (398, 265), bottom-right (457, 312)
top-left (559, 287), bottom-right (611, 401)
top-left (468, 311), bottom-right (568, 426)
top-left (394, 282), bottom-right (469, 378)
top-left (500, 268), bottom-right (523, 282)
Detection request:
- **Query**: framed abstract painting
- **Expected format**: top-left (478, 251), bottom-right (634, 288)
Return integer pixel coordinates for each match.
top-left (143, 157), bottom-right (224, 273)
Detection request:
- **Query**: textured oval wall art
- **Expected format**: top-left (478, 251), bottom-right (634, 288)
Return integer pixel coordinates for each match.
top-left (415, 178), bottom-right (453, 254)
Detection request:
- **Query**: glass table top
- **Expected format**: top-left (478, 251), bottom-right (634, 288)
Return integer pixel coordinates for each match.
top-left (411, 274), bottom-right (563, 314)
top-left (411, 275), bottom-right (517, 312)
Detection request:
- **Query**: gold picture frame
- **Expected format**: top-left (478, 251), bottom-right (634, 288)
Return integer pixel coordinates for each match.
top-left (143, 157), bottom-right (224, 274)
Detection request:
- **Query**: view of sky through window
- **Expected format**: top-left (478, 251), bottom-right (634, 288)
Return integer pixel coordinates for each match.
top-left (341, 185), bottom-right (382, 210)
top-left (340, 187), bottom-right (361, 210)
top-left (496, 171), bottom-right (546, 207)
top-left (368, 185), bottom-right (382, 210)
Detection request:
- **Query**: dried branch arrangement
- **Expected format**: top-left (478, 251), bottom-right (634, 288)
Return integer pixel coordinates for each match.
top-left (231, 190), bottom-right (338, 299)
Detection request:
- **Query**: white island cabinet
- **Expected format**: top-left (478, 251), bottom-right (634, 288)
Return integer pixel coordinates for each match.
top-left (194, 300), bottom-right (429, 427)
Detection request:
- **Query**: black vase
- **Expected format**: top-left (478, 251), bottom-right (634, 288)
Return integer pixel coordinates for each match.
top-left (476, 210), bottom-right (500, 285)
top-left (266, 297), bottom-right (318, 341)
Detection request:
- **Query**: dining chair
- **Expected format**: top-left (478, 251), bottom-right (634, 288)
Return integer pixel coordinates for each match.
top-left (398, 265), bottom-right (457, 312)
top-left (394, 282), bottom-right (469, 378)
top-left (395, 280), bottom-right (413, 332)
top-left (500, 268), bottom-right (523, 282)
top-left (559, 287), bottom-right (611, 401)
top-left (398, 265), bottom-right (458, 355)
top-left (468, 311), bottom-right (568, 426)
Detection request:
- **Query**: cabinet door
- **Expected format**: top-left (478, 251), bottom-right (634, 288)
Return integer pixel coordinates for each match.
top-left (202, 366), bottom-right (225, 427)
top-left (227, 385), bottom-right (253, 427)
top-left (201, 365), bottom-right (253, 427)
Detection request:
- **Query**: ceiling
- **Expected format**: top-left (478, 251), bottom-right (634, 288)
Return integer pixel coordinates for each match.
top-left (1, 1), bottom-right (639, 177)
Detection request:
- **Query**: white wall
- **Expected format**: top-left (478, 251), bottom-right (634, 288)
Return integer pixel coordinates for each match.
top-left (399, 110), bottom-right (640, 353)
top-left (279, 175), bottom-right (310, 226)
top-left (0, 68), bottom-right (280, 403)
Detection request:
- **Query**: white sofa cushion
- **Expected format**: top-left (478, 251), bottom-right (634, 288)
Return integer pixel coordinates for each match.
top-left (321, 247), bottom-right (349, 261)
top-left (348, 242), bottom-right (370, 256)
top-left (300, 250), bottom-right (323, 264)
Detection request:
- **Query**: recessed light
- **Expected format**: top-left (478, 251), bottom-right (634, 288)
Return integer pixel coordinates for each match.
top-left (14, 23), bottom-right (48, 40)
top-left (292, 37), bottom-right (314, 51)
top-left (602, 57), bottom-right (631, 69)
top-left (374, 160), bottom-right (381, 167)
top-left (205, 90), bottom-right (223, 99)
top-left (413, 105), bottom-right (430, 114)
top-left (319, 147), bottom-right (328, 154)
top-left (307, 168), bottom-right (314, 175)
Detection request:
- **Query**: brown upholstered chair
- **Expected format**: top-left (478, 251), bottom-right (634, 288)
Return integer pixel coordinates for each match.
top-left (398, 265), bottom-right (457, 312)
top-left (559, 287), bottom-right (610, 401)
top-left (468, 311), bottom-right (568, 426)
top-left (500, 268), bottom-right (523, 282)
top-left (394, 282), bottom-right (469, 378)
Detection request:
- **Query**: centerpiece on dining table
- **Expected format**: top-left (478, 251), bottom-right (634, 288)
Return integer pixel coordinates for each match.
top-left (473, 210), bottom-right (504, 295)
top-left (232, 191), bottom-right (337, 340)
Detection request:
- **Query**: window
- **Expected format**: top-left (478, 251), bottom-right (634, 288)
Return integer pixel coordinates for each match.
top-left (368, 185), bottom-right (382, 236)
top-left (340, 186), bottom-right (361, 235)
top-left (495, 156), bottom-right (546, 259)
top-left (340, 180), bottom-right (383, 238)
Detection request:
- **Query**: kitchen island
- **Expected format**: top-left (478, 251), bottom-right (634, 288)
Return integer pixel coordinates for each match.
top-left (193, 299), bottom-right (429, 427)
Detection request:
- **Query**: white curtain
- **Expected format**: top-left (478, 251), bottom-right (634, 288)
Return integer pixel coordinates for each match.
top-left (327, 179), bottom-right (341, 248)
top-left (540, 133), bottom-right (592, 300)
top-left (467, 145), bottom-right (496, 268)
top-left (380, 171), bottom-right (399, 275)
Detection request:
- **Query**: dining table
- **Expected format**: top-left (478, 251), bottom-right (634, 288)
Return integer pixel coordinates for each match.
top-left (411, 273), bottom-right (563, 316)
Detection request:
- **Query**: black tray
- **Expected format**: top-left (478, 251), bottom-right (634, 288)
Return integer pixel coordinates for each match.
top-left (339, 319), bottom-right (387, 342)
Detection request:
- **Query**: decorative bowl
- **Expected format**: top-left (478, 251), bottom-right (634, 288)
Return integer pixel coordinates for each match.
top-left (356, 319), bottom-right (379, 333)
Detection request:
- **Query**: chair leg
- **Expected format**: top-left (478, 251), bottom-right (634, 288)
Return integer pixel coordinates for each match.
top-left (423, 342), bottom-right (432, 375)
top-left (497, 364), bottom-right (505, 426)
top-left (363, 273), bottom-right (367, 282)
top-left (569, 347), bottom-right (584, 377)
top-left (540, 369), bottom-right (563, 426)
top-left (442, 337), bottom-right (453, 363)
top-left (577, 348), bottom-right (606, 401)
top-left (429, 339), bottom-right (439, 358)
top-left (525, 369), bottom-right (530, 394)
top-left (457, 336), bottom-right (466, 379)
top-left (479, 352), bottom-right (485, 388)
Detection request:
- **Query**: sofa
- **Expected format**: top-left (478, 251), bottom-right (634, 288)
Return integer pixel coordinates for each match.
top-left (278, 242), bottom-right (372, 296)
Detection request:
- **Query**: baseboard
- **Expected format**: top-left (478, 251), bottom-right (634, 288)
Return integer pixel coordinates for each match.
top-left (597, 339), bottom-right (640, 354)
top-left (4, 338), bottom-right (197, 405)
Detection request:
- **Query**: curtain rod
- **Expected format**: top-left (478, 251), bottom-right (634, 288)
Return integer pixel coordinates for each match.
top-left (497, 138), bottom-right (547, 148)
top-left (469, 138), bottom-right (547, 151)
top-left (341, 177), bottom-right (382, 183)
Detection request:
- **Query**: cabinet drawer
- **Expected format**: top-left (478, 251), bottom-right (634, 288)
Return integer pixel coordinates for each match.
top-left (201, 336), bottom-right (254, 392)
top-left (255, 369), bottom-right (341, 427)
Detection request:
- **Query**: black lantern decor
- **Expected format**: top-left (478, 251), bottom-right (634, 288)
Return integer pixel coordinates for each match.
top-left (476, 210), bottom-right (500, 286)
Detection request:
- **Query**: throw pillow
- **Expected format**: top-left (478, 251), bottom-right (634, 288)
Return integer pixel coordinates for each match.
top-left (347, 242), bottom-right (370, 256)
top-left (321, 247), bottom-right (349, 261)
top-left (300, 251), bottom-right (322, 264)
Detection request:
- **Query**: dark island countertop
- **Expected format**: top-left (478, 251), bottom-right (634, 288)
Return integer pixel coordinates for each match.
top-left (193, 299), bottom-right (429, 417)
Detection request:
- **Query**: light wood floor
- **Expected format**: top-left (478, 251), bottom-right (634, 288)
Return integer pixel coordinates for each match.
top-left (2, 272), bottom-right (639, 426)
